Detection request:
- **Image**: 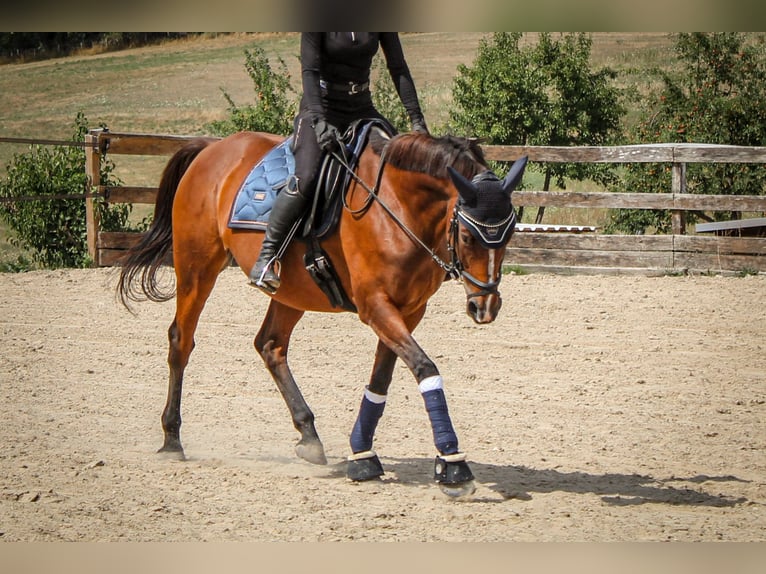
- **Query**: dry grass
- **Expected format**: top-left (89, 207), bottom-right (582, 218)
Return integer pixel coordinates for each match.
top-left (1, 32), bottom-right (675, 262)
top-left (0, 32), bottom-right (672, 144)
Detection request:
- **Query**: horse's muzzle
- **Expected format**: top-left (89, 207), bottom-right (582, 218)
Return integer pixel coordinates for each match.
top-left (462, 270), bottom-right (503, 324)
top-left (466, 292), bottom-right (502, 324)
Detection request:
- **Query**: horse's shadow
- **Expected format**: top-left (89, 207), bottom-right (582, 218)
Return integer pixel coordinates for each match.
top-left (324, 457), bottom-right (750, 507)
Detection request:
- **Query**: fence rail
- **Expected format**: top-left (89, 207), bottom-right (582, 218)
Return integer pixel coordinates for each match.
top-left (513, 190), bottom-right (766, 212)
top-left (483, 143), bottom-right (766, 163)
top-left (82, 129), bottom-right (765, 274)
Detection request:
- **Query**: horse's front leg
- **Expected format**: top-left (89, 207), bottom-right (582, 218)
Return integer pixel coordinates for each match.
top-left (361, 303), bottom-right (476, 496)
top-left (255, 299), bottom-right (326, 465)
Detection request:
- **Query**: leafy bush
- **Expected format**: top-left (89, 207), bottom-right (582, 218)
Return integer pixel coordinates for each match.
top-left (206, 46), bottom-right (297, 137)
top-left (607, 33), bottom-right (766, 234)
top-left (0, 254), bottom-right (33, 273)
top-left (0, 112), bottom-right (135, 269)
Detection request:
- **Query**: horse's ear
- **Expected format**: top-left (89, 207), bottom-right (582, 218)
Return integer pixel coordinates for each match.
top-left (447, 166), bottom-right (478, 205)
top-left (502, 156), bottom-right (528, 193)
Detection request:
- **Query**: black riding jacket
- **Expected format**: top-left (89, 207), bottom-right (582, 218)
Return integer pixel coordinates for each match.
top-left (299, 32), bottom-right (425, 127)
top-left (290, 33), bottom-right (424, 196)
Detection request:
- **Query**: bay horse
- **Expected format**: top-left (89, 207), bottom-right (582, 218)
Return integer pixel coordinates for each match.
top-left (117, 127), bottom-right (527, 497)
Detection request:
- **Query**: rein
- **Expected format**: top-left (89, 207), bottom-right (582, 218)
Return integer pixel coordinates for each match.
top-left (329, 148), bottom-right (501, 295)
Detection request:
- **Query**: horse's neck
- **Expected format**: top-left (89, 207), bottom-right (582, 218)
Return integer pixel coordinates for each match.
top-left (376, 169), bottom-right (455, 250)
top-left (356, 146), bottom-right (456, 236)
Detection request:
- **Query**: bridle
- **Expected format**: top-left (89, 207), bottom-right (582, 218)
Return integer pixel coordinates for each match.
top-left (330, 147), bottom-right (513, 300)
top-left (447, 211), bottom-right (512, 300)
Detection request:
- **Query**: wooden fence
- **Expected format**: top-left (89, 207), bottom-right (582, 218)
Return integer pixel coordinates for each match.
top-left (85, 129), bottom-right (766, 274)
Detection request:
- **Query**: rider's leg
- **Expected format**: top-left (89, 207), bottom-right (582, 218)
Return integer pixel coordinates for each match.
top-left (249, 114), bottom-right (320, 294)
top-left (249, 180), bottom-right (310, 293)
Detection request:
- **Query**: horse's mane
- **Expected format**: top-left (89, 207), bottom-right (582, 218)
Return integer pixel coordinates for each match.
top-left (381, 133), bottom-right (488, 179)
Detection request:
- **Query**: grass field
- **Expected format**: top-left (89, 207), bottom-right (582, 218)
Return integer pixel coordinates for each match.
top-left (0, 32), bottom-right (675, 266)
top-left (0, 33), bottom-right (674, 166)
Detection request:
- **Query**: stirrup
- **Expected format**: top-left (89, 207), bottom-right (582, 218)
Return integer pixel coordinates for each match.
top-left (249, 258), bottom-right (281, 294)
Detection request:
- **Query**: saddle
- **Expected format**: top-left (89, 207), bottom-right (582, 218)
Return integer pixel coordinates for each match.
top-left (304, 118), bottom-right (392, 240)
top-left (228, 119), bottom-right (394, 311)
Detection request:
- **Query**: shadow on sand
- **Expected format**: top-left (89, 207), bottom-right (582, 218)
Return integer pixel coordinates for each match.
top-left (320, 456), bottom-right (750, 507)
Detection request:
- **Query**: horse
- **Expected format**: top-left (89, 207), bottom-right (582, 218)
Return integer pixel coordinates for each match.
top-left (116, 126), bottom-right (527, 497)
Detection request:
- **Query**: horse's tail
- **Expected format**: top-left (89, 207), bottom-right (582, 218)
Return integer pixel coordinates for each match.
top-left (116, 138), bottom-right (213, 308)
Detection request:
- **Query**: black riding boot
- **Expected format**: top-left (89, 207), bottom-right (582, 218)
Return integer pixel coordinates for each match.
top-left (249, 188), bottom-right (310, 294)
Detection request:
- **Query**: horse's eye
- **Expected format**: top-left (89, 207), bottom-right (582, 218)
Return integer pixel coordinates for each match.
top-left (460, 231), bottom-right (473, 245)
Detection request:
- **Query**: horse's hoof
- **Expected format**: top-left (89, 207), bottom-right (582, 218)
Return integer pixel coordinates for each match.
top-left (157, 445), bottom-right (186, 461)
top-left (439, 480), bottom-right (476, 498)
top-left (434, 453), bottom-right (475, 497)
top-left (347, 451), bottom-right (384, 481)
top-left (295, 440), bottom-right (327, 465)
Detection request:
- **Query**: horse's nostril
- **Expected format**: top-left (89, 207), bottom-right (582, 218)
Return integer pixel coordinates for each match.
top-left (467, 300), bottom-right (478, 317)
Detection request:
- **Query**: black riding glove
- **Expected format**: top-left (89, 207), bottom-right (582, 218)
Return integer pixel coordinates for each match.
top-left (411, 117), bottom-right (429, 135)
top-left (314, 119), bottom-right (341, 152)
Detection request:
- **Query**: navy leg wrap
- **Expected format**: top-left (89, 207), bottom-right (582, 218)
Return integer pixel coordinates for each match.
top-left (422, 388), bottom-right (459, 455)
top-left (350, 391), bottom-right (386, 453)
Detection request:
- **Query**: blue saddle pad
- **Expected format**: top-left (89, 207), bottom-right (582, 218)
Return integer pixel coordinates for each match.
top-left (228, 137), bottom-right (294, 230)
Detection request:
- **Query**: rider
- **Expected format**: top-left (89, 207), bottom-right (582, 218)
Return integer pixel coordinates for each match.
top-left (249, 32), bottom-right (429, 293)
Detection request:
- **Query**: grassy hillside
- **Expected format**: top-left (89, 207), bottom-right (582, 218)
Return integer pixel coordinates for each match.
top-left (1, 31), bottom-right (674, 187)
top-left (0, 32), bottom-right (673, 166)
top-left (0, 32), bottom-right (674, 266)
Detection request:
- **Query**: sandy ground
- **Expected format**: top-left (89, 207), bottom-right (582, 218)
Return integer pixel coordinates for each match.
top-left (0, 267), bottom-right (764, 542)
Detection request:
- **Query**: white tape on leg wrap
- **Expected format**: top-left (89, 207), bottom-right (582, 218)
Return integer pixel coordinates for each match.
top-left (363, 387), bottom-right (387, 404)
top-left (439, 452), bottom-right (467, 463)
top-left (347, 450), bottom-right (377, 461)
top-left (418, 375), bottom-right (444, 394)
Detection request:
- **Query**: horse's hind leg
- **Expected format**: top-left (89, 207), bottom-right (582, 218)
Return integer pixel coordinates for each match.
top-left (159, 254), bottom-right (227, 460)
top-left (255, 300), bottom-right (326, 465)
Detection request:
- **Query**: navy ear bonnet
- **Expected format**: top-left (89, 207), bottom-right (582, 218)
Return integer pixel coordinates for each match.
top-left (447, 156), bottom-right (528, 248)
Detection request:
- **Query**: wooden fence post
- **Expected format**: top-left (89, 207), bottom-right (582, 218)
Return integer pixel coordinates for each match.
top-left (671, 162), bottom-right (687, 235)
top-left (84, 129), bottom-right (103, 267)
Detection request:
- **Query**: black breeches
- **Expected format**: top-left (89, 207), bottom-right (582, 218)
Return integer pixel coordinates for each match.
top-left (291, 113), bottom-right (323, 198)
top-left (291, 104), bottom-right (388, 198)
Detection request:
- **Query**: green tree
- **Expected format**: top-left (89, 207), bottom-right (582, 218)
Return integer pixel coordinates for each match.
top-left (608, 32), bottom-right (766, 234)
top-left (207, 46), bottom-right (297, 137)
top-left (450, 32), bottom-right (624, 221)
top-left (0, 112), bottom-right (134, 269)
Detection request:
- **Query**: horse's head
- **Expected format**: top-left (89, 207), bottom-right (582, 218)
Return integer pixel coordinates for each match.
top-left (447, 156), bottom-right (528, 324)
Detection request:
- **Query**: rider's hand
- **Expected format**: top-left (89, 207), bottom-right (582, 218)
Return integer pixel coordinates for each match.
top-left (314, 119), bottom-right (341, 152)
